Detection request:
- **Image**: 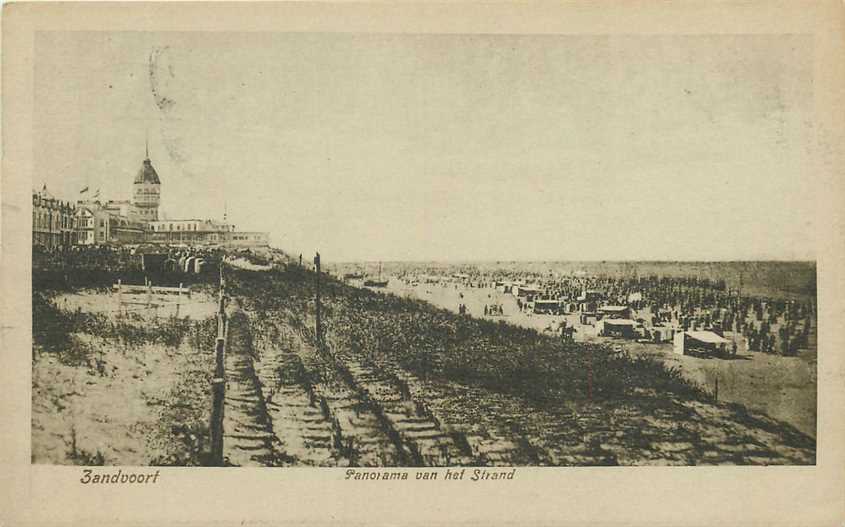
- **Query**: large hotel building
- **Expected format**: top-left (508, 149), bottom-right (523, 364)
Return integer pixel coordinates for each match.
top-left (33, 153), bottom-right (269, 250)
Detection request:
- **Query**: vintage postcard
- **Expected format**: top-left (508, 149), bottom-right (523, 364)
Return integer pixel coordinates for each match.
top-left (2, 1), bottom-right (844, 526)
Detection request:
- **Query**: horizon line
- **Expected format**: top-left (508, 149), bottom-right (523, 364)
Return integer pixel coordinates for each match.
top-left (311, 257), bottom-right (817, 265)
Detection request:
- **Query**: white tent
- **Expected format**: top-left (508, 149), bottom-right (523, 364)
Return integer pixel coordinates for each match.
top-left (673, 330), bottom-right (729, 355)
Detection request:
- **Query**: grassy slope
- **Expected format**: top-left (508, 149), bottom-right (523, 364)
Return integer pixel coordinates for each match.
top-left (32, 279), bottom-right (219, 465)
top-left (233, 266), bottom-right (702, 405)
top-left (229, 266), bottom-right (816, 464)
top-left (31, 252), bottom-right (816, 466)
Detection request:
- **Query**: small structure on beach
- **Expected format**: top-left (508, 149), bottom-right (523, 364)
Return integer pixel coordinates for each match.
top-left (513, 285), bottom-right (543, 299)
top-left (579, 312), bottom-right (599, 325)
top-left (577, 290), bottom-right (603, 302)
top-left (532, 299), bottom-right (565, 315)
top-left (649, 325), bottom-right (676, 343)
top-left (598, 305), bottom-right (631, 319)
top-left (673, 330), bottom-right (730, 356)
top-left (135, 245), bottom-right (168, 273)
top-left (598, 318), bottom-right (637, 338)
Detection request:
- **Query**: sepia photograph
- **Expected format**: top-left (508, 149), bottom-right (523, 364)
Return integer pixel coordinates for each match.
top-left (3, 2), bottom-right (845, 526)
top-left (30, 31), bottom-right (818, 468)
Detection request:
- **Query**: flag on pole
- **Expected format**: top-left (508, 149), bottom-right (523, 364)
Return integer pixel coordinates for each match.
top-left (79, 186), bottom-right (89, 195)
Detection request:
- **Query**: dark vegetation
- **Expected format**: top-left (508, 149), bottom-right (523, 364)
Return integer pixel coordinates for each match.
top-left (229, 266), bottom-right (708, 412)
top-left (32, 247), bottom-right (219, 360)
top-left (33, 245), bottom-right (220, 296)
top-left (32, 292), bottom-right (212, 358)
top-left (32, 248), bottom-right (220, 466)
top-left (32, 249), bottom-right (816, 465)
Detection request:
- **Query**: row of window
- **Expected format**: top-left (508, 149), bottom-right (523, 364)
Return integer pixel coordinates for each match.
top-left (32, 210), bottom-right (74, 230)
top-left (152, 223), bottom-right (213, 232)
top-left (151, 232), bottom-right (221, 239)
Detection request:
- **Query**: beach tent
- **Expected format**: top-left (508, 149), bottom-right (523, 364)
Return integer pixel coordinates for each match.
top-left (650, 325), bottom-right (675, 343)
top-left (601, 319), bottom-right (637, 338)
top-left (673, 330), bottom-right (729, 356)
top-left (533, 299), bottom-right (564, 314)
top-left (598, 305), bottom-right (631, 319)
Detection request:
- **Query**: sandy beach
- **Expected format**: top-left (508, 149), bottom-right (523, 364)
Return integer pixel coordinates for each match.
top-left (384, 279), bottom-right (817, 438)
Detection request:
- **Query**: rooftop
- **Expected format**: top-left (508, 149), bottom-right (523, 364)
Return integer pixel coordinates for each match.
top-left (604, 318), bottom-right (636, 326)
top-left (686, 331), bottom-right (729, 345)
top-left (134, 158), bottom-right (161, 185)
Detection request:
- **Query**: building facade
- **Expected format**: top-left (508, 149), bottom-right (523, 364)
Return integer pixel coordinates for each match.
top-left (32, 187), bottom-right (76, 250)
top-left (35, 150), bottom-right (269, 249)
top-left (74, 202), bottom-right (146, 246)
top-left (132, 156), bottom-right (161, 221)
top-left (226, 231), bottom-right (270, 247)
top-left (147, 220), bottom-right (270, 247)
top-left (147, 219), bottom-right (235, 246)
top-left (74, 205), bottom-right (98, 245)
top-left (104, 200), bottom-right (143, 222)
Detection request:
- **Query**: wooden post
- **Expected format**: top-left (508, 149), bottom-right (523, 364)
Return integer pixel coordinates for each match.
top-left (117, 279), bottom-right (122, 311)
top-left (147, 280), bottom-right (152, 308)
top-left (209, 259), bottom-right (227, 466)
top-left (314, 252), bottom-right (322, 348)
top-left (210, 335), bottom-right (225, 466)
top-left (714, 376), bottom-right (719, 402)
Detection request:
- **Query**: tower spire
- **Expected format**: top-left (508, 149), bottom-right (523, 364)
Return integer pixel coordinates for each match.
top-left (145, 132), bottom-right (149, 159)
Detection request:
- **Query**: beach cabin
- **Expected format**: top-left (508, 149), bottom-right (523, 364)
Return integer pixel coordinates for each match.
top-left (497, 281), bottom-right (514, 294)
top-left (598, 305), bottom-right (631, 319)
top-left (577, 290), bottom-right (603, 302)
top-left (649, 325), bottom-right (675, 343)
top-left (600, 319), bottom-right (637, 338)
top-left (184, 256), bottom-right (196, 273)
top-left (673, 330), bottom-right (730, 356)
top-left (579, 312), bottom-right (599, 325)
top-left (513, 285), bottom-right (543, 299)
top-left (533, 299), bottom-right (564, 315)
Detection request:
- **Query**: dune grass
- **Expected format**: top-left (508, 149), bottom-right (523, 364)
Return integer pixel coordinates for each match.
top-left (229, 267), bottom-right (708, 412)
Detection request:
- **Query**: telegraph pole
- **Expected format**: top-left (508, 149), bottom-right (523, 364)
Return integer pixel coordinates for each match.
top-left (314, 252), bottom-right (322, 348)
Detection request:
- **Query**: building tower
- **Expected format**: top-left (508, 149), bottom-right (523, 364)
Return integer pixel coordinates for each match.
top-left (132, 141), bottom-right (161, 221)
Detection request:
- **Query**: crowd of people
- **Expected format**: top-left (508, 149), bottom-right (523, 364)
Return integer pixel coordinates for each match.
top-left (483, 304), bottom-right (504, 316)
top-left (396, 266), bottom-right (816, 358)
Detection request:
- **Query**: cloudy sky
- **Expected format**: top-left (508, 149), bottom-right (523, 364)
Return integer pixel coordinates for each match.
top-left (34, 32), bottom-right (815, 261)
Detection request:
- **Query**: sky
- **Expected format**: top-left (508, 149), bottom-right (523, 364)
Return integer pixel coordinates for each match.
top-left (34, 32), bottom-right (816, 262)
